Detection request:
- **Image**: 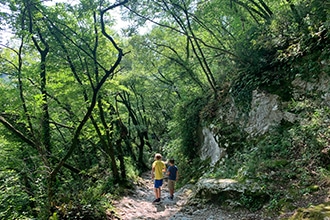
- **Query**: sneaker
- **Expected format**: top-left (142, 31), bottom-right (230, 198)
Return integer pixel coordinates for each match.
top-left (168, 196), bottom-right (173, 200)
top-left (152, 198), bottom-right (160, 204)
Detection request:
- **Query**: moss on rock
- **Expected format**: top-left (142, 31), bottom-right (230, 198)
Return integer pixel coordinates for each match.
top-left (286, 202), bottom-right (330, 220)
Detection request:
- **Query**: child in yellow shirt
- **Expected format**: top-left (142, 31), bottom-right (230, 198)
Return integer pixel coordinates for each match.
top-left (151, 153), bottom-right (166, 203)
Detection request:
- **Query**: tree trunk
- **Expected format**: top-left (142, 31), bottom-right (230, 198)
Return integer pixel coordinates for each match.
top-left (116, 139), bottom-right (127, 180)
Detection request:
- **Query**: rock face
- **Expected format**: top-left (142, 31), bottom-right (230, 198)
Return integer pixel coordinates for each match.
top-left (196, 65), bottom-right (330, 211)
top-left (200, 72), bottom-right (330, 165)
top-left (245, 90), bottom-right (293, 136)
top-left (200, 127), bottom-right (225, 166)
top-left (292, 72), bottom-right (330, 105)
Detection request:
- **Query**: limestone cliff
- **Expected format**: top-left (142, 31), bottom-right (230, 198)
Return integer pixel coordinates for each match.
top-left (200, 71), bottom-right (330, 165)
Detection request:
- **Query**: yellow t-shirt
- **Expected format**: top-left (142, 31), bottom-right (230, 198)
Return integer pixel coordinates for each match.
top-left (152, 160), bottom-right (166, 180)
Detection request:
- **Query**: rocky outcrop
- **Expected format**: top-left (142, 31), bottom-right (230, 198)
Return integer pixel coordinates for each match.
top-left (245, 90), bottom-right (292, 136)
top-left (200, 127), bottom-right (225, 165)
top-left (292, 72), bottom-right (330, 103)
top-left (200, 72), bottom-right (330, 165)
top-left (194, 178), bottom-right (269, 209)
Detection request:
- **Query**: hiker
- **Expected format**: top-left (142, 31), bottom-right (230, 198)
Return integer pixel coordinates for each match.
top-left (151, 153), bottom-right (166, 203)
top-left (167, 159), bottom-right (178, 200)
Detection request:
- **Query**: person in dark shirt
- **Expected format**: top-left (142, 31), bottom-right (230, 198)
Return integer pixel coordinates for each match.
top-left (166, 159), bottom-right (178, 200)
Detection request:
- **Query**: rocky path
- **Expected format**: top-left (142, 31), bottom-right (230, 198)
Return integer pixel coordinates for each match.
top-left (112, 172), bottom-right (189, 219)
top-left (112, 172), bottom-right (274, 220)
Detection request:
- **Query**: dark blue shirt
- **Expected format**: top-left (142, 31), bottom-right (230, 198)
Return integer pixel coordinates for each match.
top-left (167, 165), bottom-right (178, 180)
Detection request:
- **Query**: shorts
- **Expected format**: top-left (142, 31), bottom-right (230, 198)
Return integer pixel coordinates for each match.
top-left (168, 180), bottom-right (176, 190)
top-left (154, 179), bottom-right (163, 188)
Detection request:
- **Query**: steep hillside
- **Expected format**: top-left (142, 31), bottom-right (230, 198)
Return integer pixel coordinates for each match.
top-left (194, 21), bottom-right (330, 219)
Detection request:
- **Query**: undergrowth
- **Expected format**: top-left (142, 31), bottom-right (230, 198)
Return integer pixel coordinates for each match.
top-left (205, 100), bottom-right (330, 214)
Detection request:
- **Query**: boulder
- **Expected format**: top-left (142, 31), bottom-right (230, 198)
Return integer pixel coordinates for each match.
top-left (194, 178), bottom-right (269, 210)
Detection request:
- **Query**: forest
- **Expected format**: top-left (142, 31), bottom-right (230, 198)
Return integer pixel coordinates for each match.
top-left (0, 0), bottom-right (329, 219)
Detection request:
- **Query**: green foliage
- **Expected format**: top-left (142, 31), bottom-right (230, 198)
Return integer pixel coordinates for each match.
top-left (0, 170), bottom-right (33, 219)
top-left (51, 177), bottom-right (116, 220)
top-left (163, 95), bottom-right (212, 186)
top-left (171, 96), bottom-right (208, 161)
top-left (238, 192), bottom-right (269, 212)
top-left (49, 157), bottom-right (139, 219)
top-left (219, 122), bottom-right (247, 157)
top-left (210, 99), bottom-right (330, 213)
top-left (231, 0), bottom-right (329, 111)
top-left (0, 0), bottom-right (329, 218)
top-left (285, 202), bottom-right (330, 220)
top-left (0, 134), bottom-right (45, 219)
top-left (123, 157), bottom-right (139, 181)
top-left (1, 0), bottom-right (135, 217)
top-left (205, 73), bottom-right (330, 212)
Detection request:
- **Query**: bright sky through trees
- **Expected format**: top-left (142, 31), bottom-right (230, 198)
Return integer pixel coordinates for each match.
top-left (0, 0), bottom-right (150, 44)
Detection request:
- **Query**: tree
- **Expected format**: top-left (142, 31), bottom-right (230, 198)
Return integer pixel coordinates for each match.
top-left (0, 0), bottom-right (128, 217)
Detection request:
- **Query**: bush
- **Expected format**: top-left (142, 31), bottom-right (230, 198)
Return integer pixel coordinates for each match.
top-left (171, 96), bottom-right (208, 161)
top-left (0, 170), bottom-right (33, 219)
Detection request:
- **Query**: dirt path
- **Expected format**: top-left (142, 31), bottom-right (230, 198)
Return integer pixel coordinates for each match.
top-left (112, 172), bottom-right (274, 220)
top-left (112, 172), bottom-right (188, 219)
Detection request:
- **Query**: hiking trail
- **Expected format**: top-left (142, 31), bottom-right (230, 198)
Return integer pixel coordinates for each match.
top-left (111, 172), bottom-right (274, 220)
